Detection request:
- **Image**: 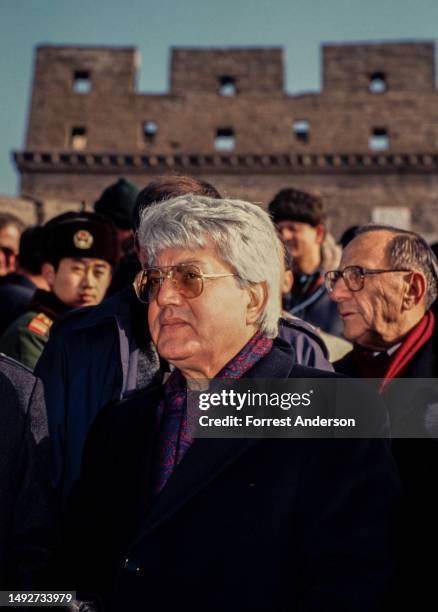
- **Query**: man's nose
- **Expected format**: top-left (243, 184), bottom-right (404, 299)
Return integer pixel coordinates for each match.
top-left (156, 274), bottom-right (183, 306)
top-left (81, 267), bottom-right (96, 287)
top-left (279, 227), bottom-right (294, 241)
top-left (329, 276), bottom-right (352, 302)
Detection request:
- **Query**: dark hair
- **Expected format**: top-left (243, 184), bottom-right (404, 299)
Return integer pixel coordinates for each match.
top-left (17, 226), bottom-right (45, 274)
top-left (338, 225), bottom-right (361, 249)
top-left (268, 188), bottom-right (325, 227)
top-left (0, 212), bottom-right (25, 233)
top-left (356, 224), bottom-right (438, 309)
top-left (132, 176), bottom-right (221, 230)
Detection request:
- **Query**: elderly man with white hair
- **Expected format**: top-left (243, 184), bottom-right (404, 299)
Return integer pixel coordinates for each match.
top-left (53, 196), bottom-right (400, 612)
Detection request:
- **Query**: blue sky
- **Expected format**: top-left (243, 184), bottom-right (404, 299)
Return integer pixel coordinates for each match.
top-left (1, 0), bottom-right (438, 195)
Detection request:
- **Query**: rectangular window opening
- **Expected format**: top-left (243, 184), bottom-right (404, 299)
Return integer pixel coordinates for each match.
top-left (143, 121), bottom-right (158, 144)
top-left (73, 70), bottom-right (91, 94)
top-left (369, 127), bottom-right (389, 151)
top-left (218, 76), bottom-right (237, 96)
top-left (71, 126), bottom-right (87, 150)
top-left (293, 120), bottom-right (310, 143)
top-left (215, 128), bottom-right (235, 151)
top-left (369, 72), bottom-right (387, 94)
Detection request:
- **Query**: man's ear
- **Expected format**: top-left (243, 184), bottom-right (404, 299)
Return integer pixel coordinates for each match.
top-left (315, 224), bottom-right (325, 245)
top-left (246, 282), bottom-right (268, 326)
top-left (403, 271), bottom-right (427, 310)
top-left (282, 269), bottom-right (293, 295)
top-left (41, 262), bottom-right (56, 288)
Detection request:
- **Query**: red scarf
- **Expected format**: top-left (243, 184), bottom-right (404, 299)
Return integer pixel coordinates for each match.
top-left (351, 311), bottom-right (435, 393)
top-left (380, 310), bottom-right (435, 392)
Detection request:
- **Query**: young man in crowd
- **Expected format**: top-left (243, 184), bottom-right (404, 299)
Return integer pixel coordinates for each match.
top-left (269, 187), bottom-right (342, 336)
top-left (0, 213), bottom-right (25, 277)
top-left (0, 211), bottom-right (118, 370)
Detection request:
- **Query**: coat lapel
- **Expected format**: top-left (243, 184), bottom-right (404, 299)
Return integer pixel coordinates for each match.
top-left (128, 339), bottom-right (296, 548)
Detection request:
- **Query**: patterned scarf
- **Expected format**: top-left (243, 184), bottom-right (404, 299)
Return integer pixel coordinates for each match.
top-left (153, 332), bottom-right (273, 495)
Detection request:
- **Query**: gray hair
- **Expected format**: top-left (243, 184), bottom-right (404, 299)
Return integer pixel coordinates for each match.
top-left (138, 195), bottom-right (282, 337)
top-left (357, 224), bottom-right (438, 309)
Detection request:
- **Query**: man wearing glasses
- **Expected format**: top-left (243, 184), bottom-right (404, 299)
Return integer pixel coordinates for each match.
top-left (0, 213), bottom-right (24, 277)
top-left (325, 224), bottom-right (437, 381)
top-left (326, 223), bottom-right (438, 610)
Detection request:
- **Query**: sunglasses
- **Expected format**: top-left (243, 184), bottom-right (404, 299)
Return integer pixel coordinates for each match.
top-left (325, 265), bottom-right (412, 293)
top-left (134, 263), bottom-right (237, 303)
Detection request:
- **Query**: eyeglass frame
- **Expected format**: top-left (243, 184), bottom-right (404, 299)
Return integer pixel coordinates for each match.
top-left (325, 265), bottom-right (413, 293)
top-left (133, 263), bottom-right (238, 304)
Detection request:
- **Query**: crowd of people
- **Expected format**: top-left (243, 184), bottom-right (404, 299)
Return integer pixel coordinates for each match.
top-left (0, 175), bottom-right (437, 611)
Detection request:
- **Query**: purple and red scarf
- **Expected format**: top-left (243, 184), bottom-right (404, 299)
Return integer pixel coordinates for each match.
top-left (153, 332), bottom-right (273, 495)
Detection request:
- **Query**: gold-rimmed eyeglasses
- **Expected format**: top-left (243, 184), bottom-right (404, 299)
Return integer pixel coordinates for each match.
top-left (134, 263), bottom-right (238, 303)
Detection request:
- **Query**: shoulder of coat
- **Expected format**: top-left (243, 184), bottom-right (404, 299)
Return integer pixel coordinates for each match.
top-left (26, 312), bottom-right (54, 336)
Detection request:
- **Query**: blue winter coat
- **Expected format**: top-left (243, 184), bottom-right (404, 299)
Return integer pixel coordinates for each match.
top-left (35, 287), bottom-right (162, 504)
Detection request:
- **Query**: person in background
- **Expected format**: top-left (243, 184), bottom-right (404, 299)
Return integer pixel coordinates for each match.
top-left (35, 176), bottom-right (221, 504)
top-left (0, 213), bottom-right (25, 277)
top-left (94, 177), bottom-right (140, 251)
top-left (94, 177), bottom-right (140, 294)
top-left (0, 354), bottom-right (55, 589)
top-left (0, 212), bottom-right (118, 370)
top-left (279, 245), bottom-right (351, 363)
top-left (278, 245), bottom-right (333, 369)
top-left (269, 188), bottom-right (342, 336)
top-left (0, 227), bottom-right (49, 336)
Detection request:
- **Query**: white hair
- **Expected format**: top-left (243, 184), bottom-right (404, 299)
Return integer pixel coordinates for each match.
top-left (138, 194), bottom-right (282, 337)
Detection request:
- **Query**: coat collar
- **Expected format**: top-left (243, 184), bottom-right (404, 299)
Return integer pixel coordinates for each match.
top-left (128, 338), bottom-right (296, 549)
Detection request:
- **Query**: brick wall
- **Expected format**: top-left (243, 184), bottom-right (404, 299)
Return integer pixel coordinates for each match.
top-left (13, 41), bottom-right (438, 239)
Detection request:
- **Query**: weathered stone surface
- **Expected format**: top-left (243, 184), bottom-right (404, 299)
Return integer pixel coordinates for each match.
top-left (12, 41), bottom-right (438, 239)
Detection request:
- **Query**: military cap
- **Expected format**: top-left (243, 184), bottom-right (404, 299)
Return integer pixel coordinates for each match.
top-left (268, 188), bottom-right (325, 227)
top-left (94, 178), bottom-right (140, 229)
top-left (43, 212), bottom-right (119, 266)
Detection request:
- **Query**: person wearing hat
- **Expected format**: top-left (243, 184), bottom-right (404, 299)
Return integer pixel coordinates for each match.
top-left (269, 187), bottom-right (342, 337)
top-left (94, 178), bottom-right (141, 294)
top-left (0, 212), bottom-right (118, 370)
top-left (94, 177), bottom-right (139, 250)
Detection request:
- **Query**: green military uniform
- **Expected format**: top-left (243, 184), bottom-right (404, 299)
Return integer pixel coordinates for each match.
top-left (0, 290), bottom-right (70, 370)
top-left (0, 211), bottom-right (119, 371)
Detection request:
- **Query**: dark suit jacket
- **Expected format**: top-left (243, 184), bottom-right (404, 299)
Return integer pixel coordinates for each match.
top-left (335, 334), bottom-right (438, 610)
top-left (55, 340), bottom-right (400, 612)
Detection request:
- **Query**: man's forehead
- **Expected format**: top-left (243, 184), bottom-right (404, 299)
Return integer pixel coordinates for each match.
top-left (341, 231), bottom-right (393, 267)
top-left (65, 256), bottom-right (110, 267)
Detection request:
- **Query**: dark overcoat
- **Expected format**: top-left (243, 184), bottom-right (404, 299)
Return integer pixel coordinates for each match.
top-left (0, 354), bottom-right (55, 588)
top-left (334, 332), bottom-right (438, 610)
top-left (54, 340), bottom-right (400, 612)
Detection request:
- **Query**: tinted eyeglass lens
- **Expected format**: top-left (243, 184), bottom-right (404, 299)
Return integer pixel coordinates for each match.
top-left (175, 265), bottom-right (203, 298)
top-left (146, 270), bottom-right (163, 301)
top-left (140, 265), bottom-right (204, 302)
